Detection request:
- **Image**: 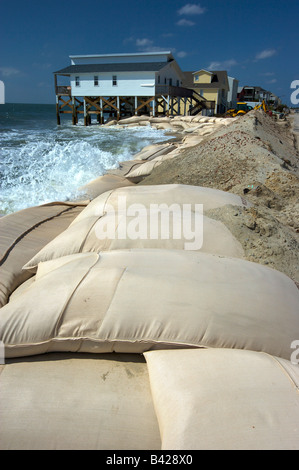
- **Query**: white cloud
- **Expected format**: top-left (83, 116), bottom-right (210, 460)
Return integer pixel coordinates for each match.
top-left (176, 18), bottom-right (195, 26)
top-left (255, 49), bottom-right (277, 60)
top-left (136, 38), bottom-right (154, 47)
top-left (0, 67), bottom-right (21, 77)
top-left (267, 78), bottom-right (277, 84)
top-left (207, 59), bottom-right (237, 70)
top-left (178, 3), bottom-right (206, 15)
top-left (177, 51), bottom-right (188, 58)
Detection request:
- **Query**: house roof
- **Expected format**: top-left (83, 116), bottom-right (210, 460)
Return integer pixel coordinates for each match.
top-left (54, 62), bottom-right (171, 75)
top-left (69, 51), bottom-right (173, 60)
top-left (182, 70), bottom-right (228, 89)
top-left (192, 69), bottom-right (212, 75)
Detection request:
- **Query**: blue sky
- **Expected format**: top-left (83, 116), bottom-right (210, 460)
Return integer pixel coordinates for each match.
top-left (1, 0), bottom-right (298, 105)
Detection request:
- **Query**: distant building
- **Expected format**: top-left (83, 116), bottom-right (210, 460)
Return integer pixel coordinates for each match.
top-left (269, 93), bottom-right (281, 106)
top-left (182, 69), bottom-right (229, 114)
top-left (238, 86), bottom-right (271, 103)
top-left (227, 76), bottom-right (239, 109)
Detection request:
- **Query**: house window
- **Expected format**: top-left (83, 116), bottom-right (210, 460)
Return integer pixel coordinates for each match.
top-left (200, 89), bottom-right (204, 96)
top-left (112, 75), bottom-right (117, 86)
top-left (158, 75), bottom-right (160, 84)
top-left (195, 75), bottom-right (199, 82)
top-left (169, 78), bottom-right (172, 86)
top-left (164, 77), bottom-right (167, 84)
top-left (75, 76), bottom-right (80, 87)
top-left (94, 76), bottom-right (99, 86)
top-left (176, 80), bottom-right (180, 87)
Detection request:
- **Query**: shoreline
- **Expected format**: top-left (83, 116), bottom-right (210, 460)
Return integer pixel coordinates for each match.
top-left (2, 109), bottom-right (299, 283)
top-left (79, 113), bottom-right (237, 192)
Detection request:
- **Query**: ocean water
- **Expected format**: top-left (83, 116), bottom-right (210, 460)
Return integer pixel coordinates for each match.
top-left (0, 103), bottom-right (170, 215)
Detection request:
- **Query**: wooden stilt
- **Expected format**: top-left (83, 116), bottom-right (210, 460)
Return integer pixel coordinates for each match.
top-left (83, 98), bottom-right (88, 126)
top-left (56, 95), bottom-right (61, 125)
top-left (100, 98), bottom-right (103, 123)
top-left (117, 96), bottom-right (120, 121)
top-left (72, 97), bottom-right (76, 125)
top-left (54, 79), bottom-right (197, 126)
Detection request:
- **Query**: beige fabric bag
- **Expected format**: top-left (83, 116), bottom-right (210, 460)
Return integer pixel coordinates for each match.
top-left (125, 160), bottom-right (162, 178)
top-left (0, 352), bottom-right (160, 450)
top-left (23, 185), bottom-right (249, 271)
top-left (3, 250), bottom-right (299, 359)
top-left (0, 202), bottom-right (85, 307)
top-left (144, 348), bottom-right (299, 450)
top-left (74, 210), bottom-right (244, 256)
top-left (78, 173), bottom-right (134, 200)
top-left (132, 143), bottom-right (176, 161)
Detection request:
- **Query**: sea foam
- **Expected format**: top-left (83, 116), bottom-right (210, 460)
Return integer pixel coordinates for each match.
top-left (0, 119), bottom-right (169, 214)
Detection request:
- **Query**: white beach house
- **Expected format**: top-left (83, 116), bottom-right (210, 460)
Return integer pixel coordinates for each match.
top-left (68, 51), bottom-right (184, 96)
top-left (54, 51), bottom-right (195, 124)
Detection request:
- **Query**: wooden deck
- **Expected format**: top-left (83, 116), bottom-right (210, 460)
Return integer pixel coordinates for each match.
top-left (55, 86), bottom-right (71, 96)
top-left (54, 85), bottom-right (210, 125)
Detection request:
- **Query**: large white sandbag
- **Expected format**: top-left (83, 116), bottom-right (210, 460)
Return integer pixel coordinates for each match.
top-left (144, 348), bottom-right (299, 450)
top-left (118, 115), bottom-right (150, 125)
top-left (23, 184), bottom-right (249, 271)
top-left (78, 174), bottom-right (134, 200)
top-left (2, 250), bottom-right (299, 359)
top-left (125, 160), bottom-right (162, 178)
top-left (0, 202), bottom-right (86, 307)
top-left (67, 210), bottom-right (243, 257)
top-left (0, 352), bottom-right (160, 450)
top-left (133, 144), bottom-right (176, 161)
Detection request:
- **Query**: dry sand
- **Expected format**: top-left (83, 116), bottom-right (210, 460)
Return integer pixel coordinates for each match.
top-left (138, 110), bottom-right (299, 283)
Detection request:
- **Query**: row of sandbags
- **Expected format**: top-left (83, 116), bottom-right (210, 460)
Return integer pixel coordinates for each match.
top-left (0, 183), bottom-right (248, 308)
top-left (106, 114), bottom-right (235, 132)
top-left (2, 249), bottom-right (298, 359)
top-left (0, 201), bottom-right (87, 308)
top-left (1, 184), bottom-right (298, 361)
top-left (23, 183), bottom-right (248, 271)
top-left (1, 182), bottom-right (299, 450)
top-left (102, 115), bottom-right (238, 182)
top-left (1, 348), bottom-right (298, 450)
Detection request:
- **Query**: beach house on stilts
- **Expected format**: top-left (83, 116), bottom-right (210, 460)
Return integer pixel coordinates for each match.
top-left (54, 52), bottom-right (212, 125)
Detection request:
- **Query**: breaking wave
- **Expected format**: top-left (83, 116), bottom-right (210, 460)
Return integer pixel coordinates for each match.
top-left (0, 115), bottom-right (169, 214)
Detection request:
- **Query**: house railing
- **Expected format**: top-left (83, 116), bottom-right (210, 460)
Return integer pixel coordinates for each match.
top-left (155, 85), bottom-right (193, 98)
top-left (56, 86), bottom-right (71, 95)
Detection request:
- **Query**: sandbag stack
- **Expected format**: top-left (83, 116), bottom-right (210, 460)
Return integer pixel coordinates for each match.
top-left (0, 183), bottom-right (299, 450)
